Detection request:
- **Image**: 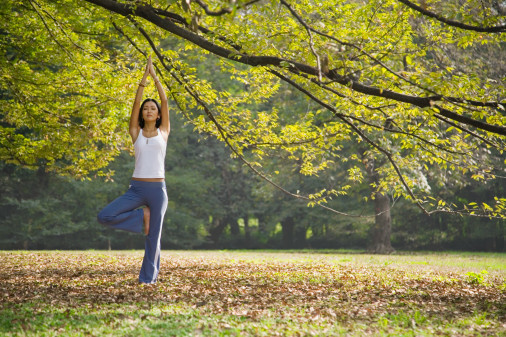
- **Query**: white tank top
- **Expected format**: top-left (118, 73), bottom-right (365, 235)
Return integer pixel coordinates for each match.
top-left (132, 129), bottom-right (167, 179)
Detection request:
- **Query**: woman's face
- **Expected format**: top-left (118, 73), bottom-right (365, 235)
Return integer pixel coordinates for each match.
top-left (142, 101), bottom-right (160, 123)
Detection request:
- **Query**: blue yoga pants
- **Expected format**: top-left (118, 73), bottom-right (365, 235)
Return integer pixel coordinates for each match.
top-left (97, 180), bottom-right (168, 284)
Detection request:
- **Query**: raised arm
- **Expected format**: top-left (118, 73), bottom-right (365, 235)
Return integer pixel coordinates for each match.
top-left (149, 60), bottom-right (170, 141)
top-left (129, 59), bottom-right (150, 143)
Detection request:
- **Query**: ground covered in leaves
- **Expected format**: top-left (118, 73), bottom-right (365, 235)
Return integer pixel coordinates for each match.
top-left (1, 250), bottom-right (504, 336)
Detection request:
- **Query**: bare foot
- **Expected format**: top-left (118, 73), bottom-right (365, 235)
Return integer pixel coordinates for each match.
top-left (143, 207), bottom-right (150, 235)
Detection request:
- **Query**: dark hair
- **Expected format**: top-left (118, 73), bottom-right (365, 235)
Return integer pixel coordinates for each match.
top-left (138, 98), bottom-right (162, 128)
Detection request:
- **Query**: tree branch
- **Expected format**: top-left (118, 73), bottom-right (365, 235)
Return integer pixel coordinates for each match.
top-left (135, 26), bottom-right (369, 218)
top-left (83, 0), bottom-right (506, 137)
top-left (432, 112), bottom-right (498, 148)
top-left (269, 68), bottom-right (430, 215)
top-left (152, 7), bottom-right (244, 51)
top-left (114, 5), bottom-right (504, 219)
top-left (280, 0), bottom-right (506, 116)
top-left (397, 0), bottom-right (506, 33)
top-left (298, 64), bottom-right (505, 154)
top-left (193, 0), bottom-right (261, 16)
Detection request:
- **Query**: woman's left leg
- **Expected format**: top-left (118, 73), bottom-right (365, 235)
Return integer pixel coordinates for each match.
top-left (138, 182), bottom-right (168, 284)
top-left (97, 184), bottom-right (144, 234)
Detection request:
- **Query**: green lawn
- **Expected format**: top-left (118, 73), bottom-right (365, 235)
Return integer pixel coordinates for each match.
top-left (1, 250), bottom-right (504, 336)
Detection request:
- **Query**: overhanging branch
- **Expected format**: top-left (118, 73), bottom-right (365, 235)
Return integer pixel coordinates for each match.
top-left (397, 0), bottom-right (506, 33)
top-left (134, 23), bottom-right (370, 218)
top-left (100, 1), bottom-right (505, 218)
top-left (83, 0), bottom-right (506, 136)
top-left (193, 0), bottom-right (261, 16)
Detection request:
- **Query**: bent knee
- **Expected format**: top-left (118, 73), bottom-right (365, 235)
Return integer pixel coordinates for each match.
top-left (97, 210), bottom-right (112, 225)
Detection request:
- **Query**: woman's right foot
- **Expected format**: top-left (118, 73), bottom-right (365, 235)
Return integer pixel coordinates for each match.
top-left (143, 207), bottom-right (150, 235)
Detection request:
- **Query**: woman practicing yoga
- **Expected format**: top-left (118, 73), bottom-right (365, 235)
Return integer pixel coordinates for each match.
top-left (97, 56), bottom-right (170, 284)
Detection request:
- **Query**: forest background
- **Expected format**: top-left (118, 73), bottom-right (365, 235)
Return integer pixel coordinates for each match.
top-left (0, 0), bottom-right (505, 252)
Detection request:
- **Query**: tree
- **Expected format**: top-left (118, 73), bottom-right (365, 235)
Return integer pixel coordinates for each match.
top-left (2, 0), bottom-right (505, 253)
top-left (1, 0), bottom-right (138, 177)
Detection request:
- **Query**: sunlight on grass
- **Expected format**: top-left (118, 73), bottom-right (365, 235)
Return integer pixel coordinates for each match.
top-left (2, 301), bottom-right (504, 337)
top-left (164, 249), bottom-right (506, 277)
top-left (1, 250), bottom-right (504, 336)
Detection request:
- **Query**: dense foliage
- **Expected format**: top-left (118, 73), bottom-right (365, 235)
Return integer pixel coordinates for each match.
top-left (0, 0), bottom-right (505, 251)
top-left (0, 0), bottom-right (136, 177)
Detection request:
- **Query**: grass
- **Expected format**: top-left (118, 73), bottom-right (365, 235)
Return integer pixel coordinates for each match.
top-left (214, 249), bottom-right (506, 274)
top-left (1, 250), bottom-right (505, 336)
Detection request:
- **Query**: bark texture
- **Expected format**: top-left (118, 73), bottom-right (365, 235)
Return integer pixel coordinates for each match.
top-left (368, 191), bottom-right (395, 254)
top-left (364, 156), bottom-right (395, 254)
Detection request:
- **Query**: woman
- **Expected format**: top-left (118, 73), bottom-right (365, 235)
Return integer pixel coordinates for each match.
top-left (97, 56), bottom-right (170, 284)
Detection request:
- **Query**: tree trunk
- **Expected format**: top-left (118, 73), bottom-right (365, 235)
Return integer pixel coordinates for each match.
top-left (281, 217), bottom-right (295, 249)
top-left (244, 216), bottom-right (251, 242)
top-left (229, 216), bottom-right (240, 236)
top-left (495, 222), bottom-right (504, 252)
top-left (363, 155), bottom-right (395, 254)
top-left (257, 214), bottom-right (267, 234)
top-left (368, 191), bottom-right (395, 254)
top-left (209, 217), bottom-right (226, 245)
top-left (294, 225), bottom-right (307, 248)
